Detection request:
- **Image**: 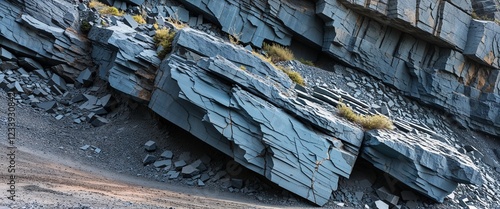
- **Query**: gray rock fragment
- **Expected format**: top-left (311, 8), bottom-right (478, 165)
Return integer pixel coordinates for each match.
top-left (143, 154), bottom-right (157, 165)
top-left (144, 140), bottom-right (157, 151)
top-left (153, 160), bottom-right (172, 168)
top-left (160, 150), bottom-right (173, 159)
top-left (181, 165), bottom-right (199, 178)
top-left (362, 130), bottom-right (482, 202)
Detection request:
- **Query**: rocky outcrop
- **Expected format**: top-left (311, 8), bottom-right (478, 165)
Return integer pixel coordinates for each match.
top-left (0, 0), bottom-right (92, 80)
top-left (179, 0), bottom-right (323, 47)
top-left (87, 22), bottom-right (160, 102)
top-left (177, 0), bottom-right (500, 137)
top-left (149, 28), bottom-right (364, 206)
top-left (147, 28), bottom-right (481, 206)
top-left (362, 130), bottom-right (482, 203)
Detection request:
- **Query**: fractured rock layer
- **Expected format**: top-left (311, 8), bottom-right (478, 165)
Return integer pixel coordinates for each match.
top-left (149, 28), bottom-right (364, 206)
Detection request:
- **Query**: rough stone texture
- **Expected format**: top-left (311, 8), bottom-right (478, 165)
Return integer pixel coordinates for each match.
top-left (315, 0), bottom-right (500, 136)
top-left (149, 28), bottom-right (364, 206)
top-left (362, 130), bottom-right (482, 202)
top-left (176, 0), bottom-right (500, 137)
top-left (464, 19), bottom-right (500, 69)
top-left (0, 0), bottom-right (92, 80)
top-left (178, 0), bottom-right (323, 47)
top-left (87, 22), bottom-right (160, 102)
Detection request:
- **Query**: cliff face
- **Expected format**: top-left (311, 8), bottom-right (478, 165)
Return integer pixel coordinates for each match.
top-left (0, 0), bottom-right (93, 81)
top-left (0, 0), bottom-right (497, 207)
top-left (178, 0), bottom-right (500, 137)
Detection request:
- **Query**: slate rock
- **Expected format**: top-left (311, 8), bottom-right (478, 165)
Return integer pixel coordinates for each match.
top-left (33, 69), bottom-right (49, 80)
top-left (160, 150), bottom-right (173, 159)
top-left (167, 171), bottom-right (180, 179)
top-left (76, 68), bottom-right (93, 86)
top-left (153, 160), bottom-right (172, 168)
top-left (144, 140), bottom-right (157, 151)
top-left (143, 154), bottom-right (157, 165)
top-left (374, 200), bottom-right (389, 209)
top-left (376, 187), bottom-right (399, 205)
top-left (90, 115), bottom-right (109, 127)
top-left (18, 57), bottom-right (43, 71)
top-left (37, 101), bottom-right (57, 112)
top-left (181, 165), bottom-right (199, 178)
top-left (362, 130), bottom-right (482, 203)
top-left (49, 74), bottom-right (67, 92)
top-left (174, 160), bottom-right (187, 169)
top-left (197, 179), bottom-right (205, 186)
top-left (178, 152), bottom-right (191, 162)
top-left (0, 47), bottom-right (15, 61)
top-left (148, 28), bottom-right (363, 206)
top-left (123, 15), bottom-right (139, 29)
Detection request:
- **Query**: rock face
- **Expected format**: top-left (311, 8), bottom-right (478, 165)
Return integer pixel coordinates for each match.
top-left (149, 28), bottom-right (364, 206)
top-left (179, 0), bottom-right (323, 47)
top-left (0, 0), bottom-right (92, 80)
top-left (362, 130), bottom-right (482, 202)
top-left (145, 28), bottom-right (481, 205)
top-left (87, 23), bottom-right (160, 102)
top-left (178, 0), bottom-right (500, 137)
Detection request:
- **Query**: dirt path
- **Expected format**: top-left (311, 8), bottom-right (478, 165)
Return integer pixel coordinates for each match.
top-left (0, 143), bottom-right (280, 208)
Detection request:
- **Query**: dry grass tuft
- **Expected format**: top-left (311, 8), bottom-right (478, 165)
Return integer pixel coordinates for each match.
top-left (263, 43), bottom-right (294, 63)
top-left (154, 29), bottom-right (176, 59)
top-left (133, 15), bottom-right (146, 24)
top-left (89, 0), bottom-right (124, 16)
top-left (281, 67), bottom-right (305, 86)
top-left (337, 102), bottom-right (394, 130)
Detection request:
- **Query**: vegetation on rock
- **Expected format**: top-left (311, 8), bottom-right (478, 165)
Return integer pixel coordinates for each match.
top-left (337, 102), bottom-right (394, 130)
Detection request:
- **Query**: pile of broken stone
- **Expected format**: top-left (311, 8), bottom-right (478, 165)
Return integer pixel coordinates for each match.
top-left (1, 0), bottom-right (499, 208)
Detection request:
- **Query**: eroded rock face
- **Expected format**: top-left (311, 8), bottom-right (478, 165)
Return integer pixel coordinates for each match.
top-left (87, 23), bottom-right (160, 102)
top-left (148, 28), bottom-right (482, 206)
top-left (149, 28), bottom-right (365, 206)
top-left (362, 130), bottom-right (482, 203)
top-left (179, 0), bottom-right (323, 47)
top-left (178, 0), bottom-right (500, 137)
top-left (0, 0), bottom-right (92, 79)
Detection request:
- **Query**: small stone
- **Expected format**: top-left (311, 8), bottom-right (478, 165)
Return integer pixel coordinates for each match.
top-left (80, 145), bottom-right (90, 150)
top-left (55, 115), bottom-right (64, 120)
top-left (153, 160), bottom-right (172, 168)
top-left (143, 154), bottom-right (157, 165)
top-left (197, 179), bottom-right (205, 186)
top-left (160, 150), bottom-right (173, 159)
top-left (174, 160), bottom-right (187, 169)
top-left (144, 140), bottom-right (157, 152)
top-left (374, 200), bottom-right (389, 209)
top-left (181, 165), bottom-right (199, 178)
top-left (199, 173), bottom-right (210, 182)
top-left (94, 148), bottom-right (101, 153)
top-left (376, 187), bottom-right (399, 205)
top-left (167, 171), bottom-right (180, 179)
top-left (346, 82), bottom-right (357, 88)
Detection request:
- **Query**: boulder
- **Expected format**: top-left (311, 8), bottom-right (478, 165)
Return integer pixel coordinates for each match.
top-left (362, 130), bottom-right (482, 202)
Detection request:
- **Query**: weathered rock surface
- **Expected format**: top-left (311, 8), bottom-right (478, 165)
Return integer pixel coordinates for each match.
top-left (179, 0), bottom-right (323, 47)
top-left (362, 130), bottom-right (482, 202)
top-left (0, 0), bottom-right (92, 80)
top-left (146, 28), bottom-right (482, 206)
top-left (179, 0), bottom-right (500, 137)
top-left (149, 28), bottom-right (364, 206)
top-left (87, 22), bottom-right (160, 102)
